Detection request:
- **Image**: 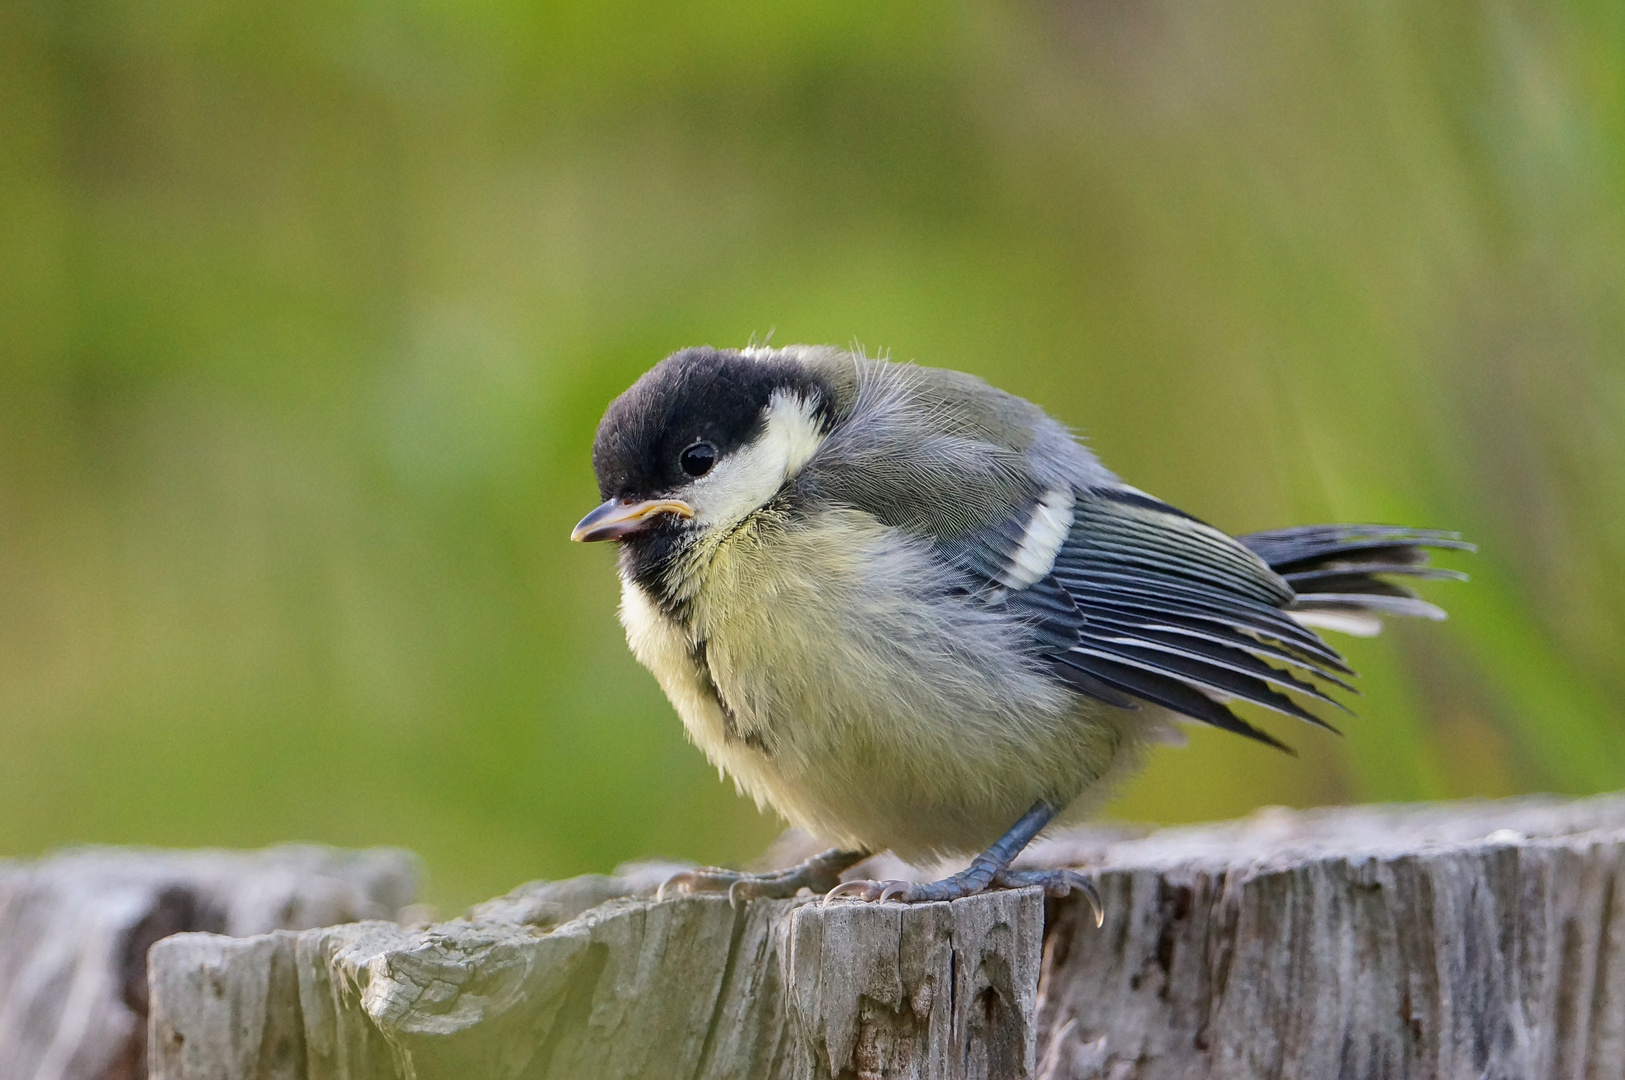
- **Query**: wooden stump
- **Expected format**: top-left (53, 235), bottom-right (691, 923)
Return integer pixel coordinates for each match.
top-left (0, 845), bottom-right (417, 1080)
top-left (148, 875), bottom-right (1043, 1080)
top-left (1027, 796), bottom-right (1625, 1079)
top-left (136, 794), bottom-right (1625, 1079)
top-left (7, 794), bottom-right (1625, 1078)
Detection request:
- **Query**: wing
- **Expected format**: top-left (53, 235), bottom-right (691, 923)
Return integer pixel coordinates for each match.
top-left (942, 486), bottom-right (1468, 751)
top-left (1048, 490), bottom-right (1352, 749)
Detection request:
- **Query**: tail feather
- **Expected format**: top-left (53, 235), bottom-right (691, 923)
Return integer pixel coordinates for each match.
top-left (1239, 524), bottom-right (1472, 636)
top-left (1240, 525), bottom-right (1473, 570)
top-left (1281, 565), bottom-right (1468, 594)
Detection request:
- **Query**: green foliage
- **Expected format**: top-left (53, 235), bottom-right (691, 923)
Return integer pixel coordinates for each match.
top-left (1, 0), bottom-right (1620, 908)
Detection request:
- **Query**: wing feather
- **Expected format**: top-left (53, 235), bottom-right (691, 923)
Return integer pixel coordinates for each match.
top-left (1041, 493), bottom-right (1466, 748)
top-left (1054, 653), bottom-right (1293, 751)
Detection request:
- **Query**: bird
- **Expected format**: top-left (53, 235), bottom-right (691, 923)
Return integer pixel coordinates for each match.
top-left (572, 344), bottom-right (1470, 906)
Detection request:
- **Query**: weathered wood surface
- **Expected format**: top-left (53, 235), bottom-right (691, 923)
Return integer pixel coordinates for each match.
top-left (149, 868), bottom-right (1042, 1080)
top-left (143, 793), bottom-right (1625, 1080)
top-left (0, 845), bottom-right (417, 1080)
top-left (1029, 795), bottom-right (1625, 1079)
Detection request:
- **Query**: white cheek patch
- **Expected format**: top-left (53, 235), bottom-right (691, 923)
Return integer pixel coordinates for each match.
top-left (689, 390), bottom-right (827, 527)
top-left (1001, 488), bottom-right (1075, 589)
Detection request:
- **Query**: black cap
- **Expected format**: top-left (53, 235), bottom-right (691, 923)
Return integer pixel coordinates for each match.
top-left (592, 347), bottom-right (831, 500)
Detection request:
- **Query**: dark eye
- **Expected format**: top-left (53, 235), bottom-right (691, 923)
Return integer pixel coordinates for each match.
top-left (679, 441), bottom-right (717, 477)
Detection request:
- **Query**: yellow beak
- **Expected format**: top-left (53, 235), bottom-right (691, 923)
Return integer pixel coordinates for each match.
top-left (571, 498), bottom-right (696, 542)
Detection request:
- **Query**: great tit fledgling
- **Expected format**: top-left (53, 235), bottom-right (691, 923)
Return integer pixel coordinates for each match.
top-left (573, 345), bottom-right (1468, 904)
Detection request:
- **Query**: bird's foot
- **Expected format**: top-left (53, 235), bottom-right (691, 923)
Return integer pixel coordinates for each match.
top-left (823, 872), bottom-right (979, 905)
top-left (994, 868), bottom-right (1104, 926)
top-left (825, 867), bottom-right (1102, 923)
top-left (657, 847), bottom-right (868, 906)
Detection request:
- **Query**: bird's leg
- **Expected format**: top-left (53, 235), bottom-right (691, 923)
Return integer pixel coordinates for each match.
top-left (826, 802), bottom-right (1101, 918)
top-left (826, 802), bottom-right (1053, 903)
top-left (657, 847), bottom-right (871, 904)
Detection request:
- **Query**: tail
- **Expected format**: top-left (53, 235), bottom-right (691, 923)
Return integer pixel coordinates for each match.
top-left (1238, 525), bottom-right (1474, 638)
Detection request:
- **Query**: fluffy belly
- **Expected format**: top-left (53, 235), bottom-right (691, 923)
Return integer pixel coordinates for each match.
top-left (620, 511), bottom-right (1144, 861)
top-left (725, 698), bottom-right (1134, 861)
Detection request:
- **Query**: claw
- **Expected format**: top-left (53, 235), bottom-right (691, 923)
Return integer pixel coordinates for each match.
top-left (991, 868), bottom-right (1105, 926)
top-left (822, 879), bottom-right (885, 904)
top-left (656, 871), bottom-right (685, 903)
top-left (658, 848), bottom-right (871, 904)
top-left (1080, 879), bottom-right (1104, 928)
top-left (1048, 870), bottom-right (1105, 927)
top-left (656, 867), bottom-right (731, 902)
top-left (826, 874), bottom-right (972, 905)
top-left (655, 866), bottom-right (780, 904)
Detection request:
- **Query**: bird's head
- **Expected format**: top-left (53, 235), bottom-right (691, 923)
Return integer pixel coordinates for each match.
top-left (572, 348), bottom-right (835, 560)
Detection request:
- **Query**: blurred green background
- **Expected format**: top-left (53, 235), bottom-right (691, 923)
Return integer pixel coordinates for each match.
top-left (2, 0), bottom-right (1622, 910)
